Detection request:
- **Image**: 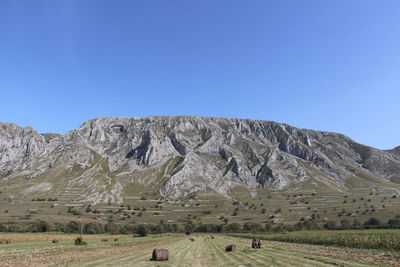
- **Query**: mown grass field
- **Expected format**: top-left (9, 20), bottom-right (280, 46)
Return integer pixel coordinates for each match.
top-left (1, 232), bottom-right (400, 266)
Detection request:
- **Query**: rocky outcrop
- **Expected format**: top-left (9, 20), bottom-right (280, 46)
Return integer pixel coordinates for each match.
top-left (387, 146), bottom-right (400, 157)
top-left (1, 116), bottom-right (399, 202)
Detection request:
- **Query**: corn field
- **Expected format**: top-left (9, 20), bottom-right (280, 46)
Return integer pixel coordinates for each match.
top-left (233, 230), bottom-right (400, 251)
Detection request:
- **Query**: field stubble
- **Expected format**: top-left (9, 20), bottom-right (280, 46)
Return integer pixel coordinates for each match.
top-left (1, 233), bottom-right (400, 266)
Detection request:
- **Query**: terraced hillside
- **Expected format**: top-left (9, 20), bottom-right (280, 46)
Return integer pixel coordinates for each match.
top-left (1, 116), bottom-right (400, 226)
top-left (1, 233), bottom-right (399, 266)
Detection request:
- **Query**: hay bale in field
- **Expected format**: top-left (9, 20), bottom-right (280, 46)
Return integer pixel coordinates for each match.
top-left (52, 239), bottom-right (59, 244)
top-left (252, 238), bottom-right (262, 248)
top-left (101, 238), bottom-right (108, 242)
top-left (225, 244), bottom-right (236, 252)
top-left (114, 238), bottom-right (118, 241)
top-left (152, 248), bottom-right (169, 261)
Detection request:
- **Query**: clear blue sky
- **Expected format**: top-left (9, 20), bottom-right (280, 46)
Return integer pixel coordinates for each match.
top-left (0, 1), bottom-right (399, 149)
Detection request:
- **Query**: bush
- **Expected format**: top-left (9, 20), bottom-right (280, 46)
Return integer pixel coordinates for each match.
top-left (84, 223), bottom-right (104, 234)
top-left (364, 217), bottom-right (381, 227)
top-left (196, 223), bottom-right (222, 233)
top-left (31, 221), bottom-right (54, 232)
top-left (388, 218), bottom-right (400, 228)
top-left (243, 222), bottom-right (263, 232)
top-left (74, 237), bottom-right (87, 246)
top-left (228, 223), bottom-right (241, 233)
top-left (0, 223), bottom-right (7, 232)
top-left (340, 220), bottom-right (351, 230)
top-left (66, 221), bottom-right (80, 233)
top-left (325, 220), bottom-right (337, 230)
top-left (136, 225), bottom-right (148, 236)
top-left (55, 223), bottom-right (67, 233)
top-left (184, 223), bottom-right (194, 234)
top-left (105, 223), bottom-right (120, 235)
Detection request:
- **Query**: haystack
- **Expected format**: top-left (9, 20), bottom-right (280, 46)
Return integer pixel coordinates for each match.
top-left (152, 248), bottom-right (169, 261)
top-left (225, 244), bottom-right (236, 252)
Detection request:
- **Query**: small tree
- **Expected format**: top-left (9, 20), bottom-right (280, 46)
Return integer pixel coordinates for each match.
top-left (325, 220), bottom-right (337, 230)
top-left (228, 223), bottom-right (241, 232)
top-left (105, 223), bottom-right (120, 234)
top-left (340, 220), bottom-right (351, 230)
top-left (184, 223), bottom-right (194, 235)
top-left (0, 223), bottom-right (7, 232)
top-left (66, 221), bottom-right (80, 233)
top-left (364, 217), bottom-right (381, 228)
top-left (136, 225), bottom-right (148, 236)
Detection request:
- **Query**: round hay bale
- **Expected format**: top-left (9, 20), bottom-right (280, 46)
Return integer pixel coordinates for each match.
top-left (152, 248), bottom-right (169, 261)
top-left (225, 244), bottom-right (236, 252)
top-left (52, 239), bottom-right (59, 244)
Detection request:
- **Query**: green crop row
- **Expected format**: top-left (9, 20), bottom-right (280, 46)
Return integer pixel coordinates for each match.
top-left (231, 230), bottom-right (400, 251)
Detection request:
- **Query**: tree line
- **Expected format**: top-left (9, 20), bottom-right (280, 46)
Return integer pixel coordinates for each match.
top-left (1, 215), bottom-right (400, 235)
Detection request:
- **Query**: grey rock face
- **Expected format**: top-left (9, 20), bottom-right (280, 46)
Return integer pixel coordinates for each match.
top-left (1, 116), bottom-right (399, 203)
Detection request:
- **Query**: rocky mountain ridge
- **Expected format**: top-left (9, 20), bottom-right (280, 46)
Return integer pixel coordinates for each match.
top-left (1, 116), bottom-right (399, 203)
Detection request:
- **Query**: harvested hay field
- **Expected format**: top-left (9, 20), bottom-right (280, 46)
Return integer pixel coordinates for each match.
top-left (0, 233), bottom-right (399, 266)
top-left (0, 233), bottom-right (123, 242)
